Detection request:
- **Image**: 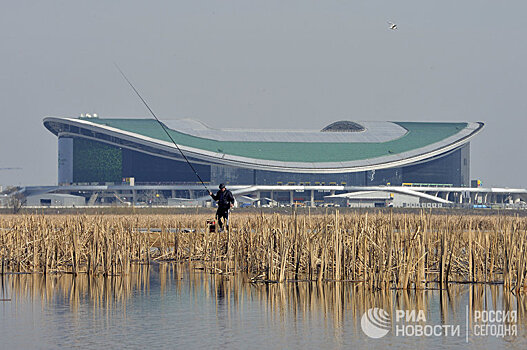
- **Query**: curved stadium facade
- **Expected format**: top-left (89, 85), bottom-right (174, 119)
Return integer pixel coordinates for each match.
top-left (44, 117), bottom-right (483, 187)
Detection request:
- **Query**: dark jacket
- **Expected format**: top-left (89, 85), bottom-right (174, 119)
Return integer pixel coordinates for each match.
top-left (211, 189), bottom-right (235, 210)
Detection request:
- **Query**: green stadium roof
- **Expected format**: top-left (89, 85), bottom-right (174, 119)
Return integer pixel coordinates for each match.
top-left (43, 117), bottom-right (484, 173)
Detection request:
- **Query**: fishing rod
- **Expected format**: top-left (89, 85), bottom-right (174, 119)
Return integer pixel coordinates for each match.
top-left (115, 64), bottom-right (210, 193)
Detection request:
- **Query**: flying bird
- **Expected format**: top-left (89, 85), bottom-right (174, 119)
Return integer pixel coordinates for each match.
top-left (388, 21), bottom-right (397, 30)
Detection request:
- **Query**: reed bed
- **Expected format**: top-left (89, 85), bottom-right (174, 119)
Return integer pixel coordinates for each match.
top-left (2, 212), bottom-right (527, 291)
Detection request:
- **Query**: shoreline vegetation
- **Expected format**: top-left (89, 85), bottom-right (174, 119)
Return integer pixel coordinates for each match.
top-left (3, 206), bottom-right (527, 216)
top-left (2, 212), bottom-right (527, 292)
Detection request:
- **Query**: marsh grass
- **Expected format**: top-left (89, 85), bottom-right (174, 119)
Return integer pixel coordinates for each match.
top-left (2, 211), bottom-right (527, 291)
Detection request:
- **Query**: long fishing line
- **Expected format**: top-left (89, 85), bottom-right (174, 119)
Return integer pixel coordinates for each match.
top-left (115, 63), bottom-right (210, 192)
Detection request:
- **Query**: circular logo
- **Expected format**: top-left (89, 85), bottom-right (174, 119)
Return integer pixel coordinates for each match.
top-left (361, 308), bottom-right (391, 339)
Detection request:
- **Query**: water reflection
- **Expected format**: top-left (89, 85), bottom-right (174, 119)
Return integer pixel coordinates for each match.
top-left (1, 265), bottom-right (525, 324)
top-left (3, 264), bottom-right (152, 310)
top-left (2, 264), bottom-right (527, 349)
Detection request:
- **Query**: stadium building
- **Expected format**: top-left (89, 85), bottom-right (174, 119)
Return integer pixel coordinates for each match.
top-left (44, 116), bottom-right (483, 187)
top-left (34, 116), bottom-right (516, 208)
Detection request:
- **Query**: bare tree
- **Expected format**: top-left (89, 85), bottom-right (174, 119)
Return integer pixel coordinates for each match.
top-left (6, 189), bottom-right (25, 214)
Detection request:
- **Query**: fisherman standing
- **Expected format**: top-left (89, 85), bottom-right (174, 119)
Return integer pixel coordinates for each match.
top-left (209, 183), bottom-right (235, 232)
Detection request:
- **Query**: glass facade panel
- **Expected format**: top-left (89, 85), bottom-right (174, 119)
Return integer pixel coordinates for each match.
top-left (401, 144), bottom-right (469, 186)
top-left (71, 137), bottom-right (210, 184)
top-left (73, 138), bottom-right (122, 183)
top-left (122, 148), bottom-right (210, 183)
top-left (67, 136), bottom-right (469, 187)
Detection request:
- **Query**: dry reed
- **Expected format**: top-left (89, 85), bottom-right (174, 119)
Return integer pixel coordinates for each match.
top-left (2, 212), bottom-right (527, 291)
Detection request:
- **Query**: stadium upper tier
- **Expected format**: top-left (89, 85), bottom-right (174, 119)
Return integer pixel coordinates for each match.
top-left (43, 117), bottom-right (483, 173)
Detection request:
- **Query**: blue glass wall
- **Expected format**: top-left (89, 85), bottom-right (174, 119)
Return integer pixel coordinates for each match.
top-left (71, 137), bottom-right (210, 184)
top-left (121, 148), bottom-right (211, 183)
top-left (68, 136), bottom-right (469, 186)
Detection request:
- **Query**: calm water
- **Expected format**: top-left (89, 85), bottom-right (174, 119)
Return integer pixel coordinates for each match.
top-left (2, 264), bottom-right (527, 349)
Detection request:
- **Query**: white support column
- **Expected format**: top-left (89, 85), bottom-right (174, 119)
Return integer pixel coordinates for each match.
top-left (58, 137), bottom-right (73, 184)
top-left (310, 190), bottom-right (315, 207)
top-left (290, 191), bottom-right (294, 205)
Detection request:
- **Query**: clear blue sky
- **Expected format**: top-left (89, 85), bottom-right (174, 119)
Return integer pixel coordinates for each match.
top-left (0, 1), bottom-right (525, 187)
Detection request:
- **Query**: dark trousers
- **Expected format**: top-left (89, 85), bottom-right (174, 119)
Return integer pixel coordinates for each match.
top-left (216, 207), bottom-right (230, 230)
